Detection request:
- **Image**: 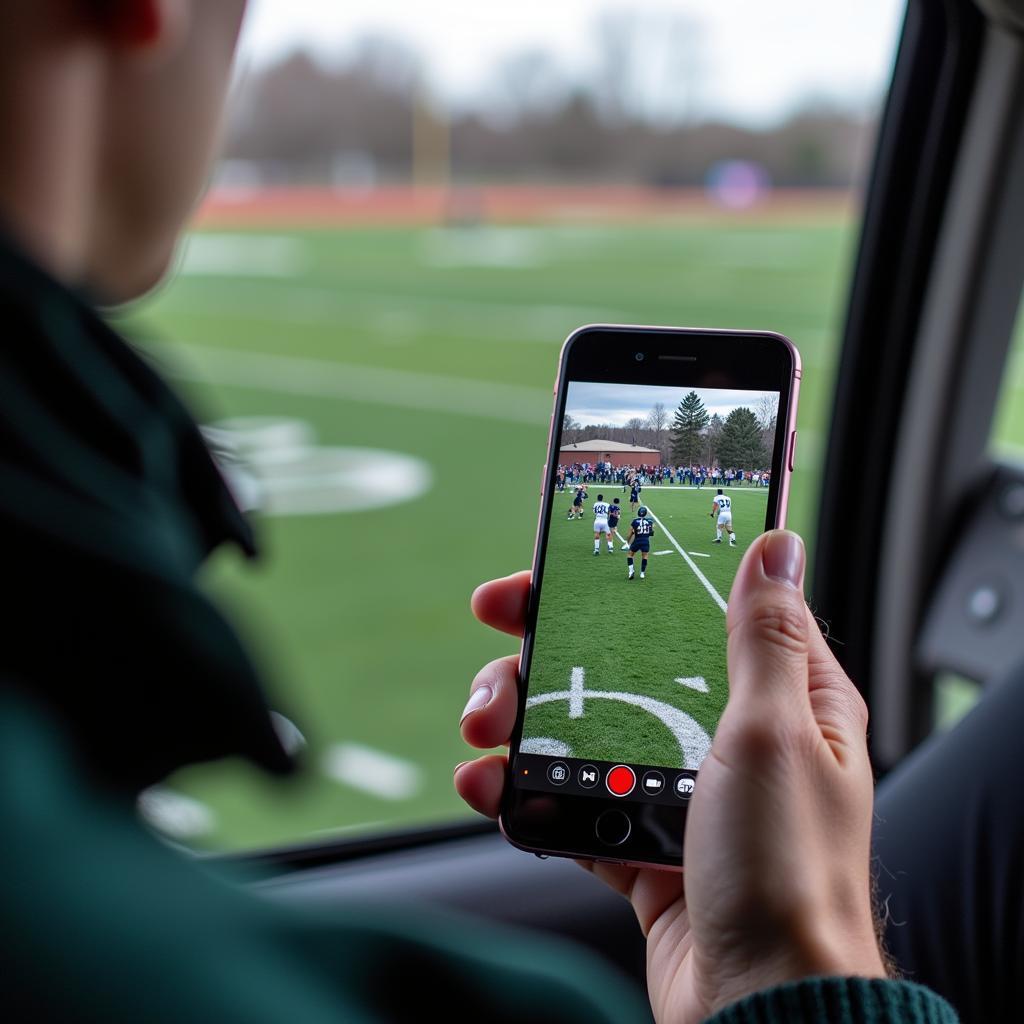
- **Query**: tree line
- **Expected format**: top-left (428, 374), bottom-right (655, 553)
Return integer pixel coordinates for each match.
top-left (564, 391), bottom-right (776, 468)
top-left (225, 33), bottom-right (874, 188)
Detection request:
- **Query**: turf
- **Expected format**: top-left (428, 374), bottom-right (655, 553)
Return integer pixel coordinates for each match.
top-left (117, 218), bottom-right (1024, 850)
top-left (525, 486), bottom-right (768, 767)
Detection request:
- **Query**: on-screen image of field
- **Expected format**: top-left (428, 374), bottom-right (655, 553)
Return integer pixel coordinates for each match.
top-left (521, 381), bottom-right (779, 771)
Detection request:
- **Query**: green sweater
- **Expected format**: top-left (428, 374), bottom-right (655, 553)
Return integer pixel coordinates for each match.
top-left (0, 233), bottom-right (960, 1023)
top-left (707, 978), bottom-right (958, 1024)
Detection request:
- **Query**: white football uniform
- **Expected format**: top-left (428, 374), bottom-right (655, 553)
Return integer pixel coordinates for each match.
top-left (592, 501), bottom-right (610, 533)
top-left (713, 494), bottom-right (733, 525)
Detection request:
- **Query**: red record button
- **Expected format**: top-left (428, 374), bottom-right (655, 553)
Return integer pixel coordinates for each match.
top-left (605, 765), bottom-right (636, 797)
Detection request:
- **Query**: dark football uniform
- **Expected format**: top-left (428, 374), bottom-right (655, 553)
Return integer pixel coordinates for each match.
top-left (607, 505), bottom-right (621, 528)
top-left (573, 487), bottom-right (586, 508)
top-left (629, 485), bottom-right (641, 504)
top-left (629, 516), bottom-right (654, 553)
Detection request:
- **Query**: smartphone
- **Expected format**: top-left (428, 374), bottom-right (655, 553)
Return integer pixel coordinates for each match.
top-left (499, 324), bottom-right (801, 870)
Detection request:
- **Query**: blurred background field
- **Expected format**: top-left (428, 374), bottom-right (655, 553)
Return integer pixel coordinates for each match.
top-left (118, 0), bottom-right (1023, 851)
top-left (122, 203), bottom-right (850, 850)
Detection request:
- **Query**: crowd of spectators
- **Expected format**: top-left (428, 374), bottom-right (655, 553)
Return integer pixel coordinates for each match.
top-left (556, 462), bottom-right (772, 490)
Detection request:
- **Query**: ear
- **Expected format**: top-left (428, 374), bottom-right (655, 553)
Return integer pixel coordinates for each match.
top-left (91, 0), bottom-right (189, 54)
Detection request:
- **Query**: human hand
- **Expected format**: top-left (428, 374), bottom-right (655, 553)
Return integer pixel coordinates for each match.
top-left (456, 532), bottom-right (885, 1024)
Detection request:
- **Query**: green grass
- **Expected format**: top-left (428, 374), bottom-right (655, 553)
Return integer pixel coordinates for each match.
top-left (120, 214), bottom-right (976, 851)
top-left (525, 486), bottom-right (767, 767)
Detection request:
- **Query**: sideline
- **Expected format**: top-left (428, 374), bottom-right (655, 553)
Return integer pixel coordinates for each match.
top-left (151, 342), bottom-right (551, 426)
top-left (643, 504), bottom-right (729, 614)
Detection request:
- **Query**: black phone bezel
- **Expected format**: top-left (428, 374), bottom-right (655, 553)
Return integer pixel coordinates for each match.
top-left (499, 324), bottom-right (799, 870)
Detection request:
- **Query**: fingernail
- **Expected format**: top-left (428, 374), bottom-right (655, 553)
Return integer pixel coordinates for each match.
top-left (761, 531), bottom-right (805, 589)
top-left (453, 761), bottom-right (469, 779)
top-left (461, 685), bottom-right (493, 723)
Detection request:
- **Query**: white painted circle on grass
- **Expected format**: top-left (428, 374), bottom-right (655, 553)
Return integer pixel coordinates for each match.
top-left (203, 417), bottom-right (432, 517)
top-left (138, 787), bottom-right (216, 840)
top-left (525, 687), bottom-right (712, 769)
top-left (520, 737), bottom-right (573, 757)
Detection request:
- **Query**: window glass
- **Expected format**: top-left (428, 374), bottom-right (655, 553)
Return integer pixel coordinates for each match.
top-left (991, 293), bottom-right (1024, 459)
top-left (121, 0), bottom-right (905, 850)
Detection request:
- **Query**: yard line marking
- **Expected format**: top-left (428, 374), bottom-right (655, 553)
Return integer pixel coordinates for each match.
top-left (147, 279), bottom-right (626, 342)
top-left (651, 549), bottom-right (674, 556)
top-left (151, 343), bottom-right (550, 426)
top-left (322, 743), bottom-right (422, 800)
top-left (180, 234), bottom-right (307, 278)
top-left (569, 666), bottom-right (585, 718)
top-left (138, 787), bottom-right (216, 840)
top-left (675, 676), bottom-right (709, 693)
top-left (526, 687), bottom-right (711, 769)
top-left (643, 504), bottom-right (728, 614)
top-left (688, 551), bottom-right (710, 558)
top-left (520, 737), bottom-right (573, 756)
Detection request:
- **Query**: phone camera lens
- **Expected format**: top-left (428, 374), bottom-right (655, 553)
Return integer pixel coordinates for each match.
top-left (634, 352), bottom-right (645, 362)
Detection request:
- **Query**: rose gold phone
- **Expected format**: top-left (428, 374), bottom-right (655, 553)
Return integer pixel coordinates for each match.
top-left (500, 325), bottom-right (800, 870)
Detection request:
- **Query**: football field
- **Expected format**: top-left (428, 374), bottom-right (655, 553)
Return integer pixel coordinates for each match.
top-left (524, 485), bottom-right (768, 768)
top-left (117, 211), bottom-right (1024, 851)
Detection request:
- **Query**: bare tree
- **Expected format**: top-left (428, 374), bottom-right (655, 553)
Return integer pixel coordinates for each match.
top-left (647, 402), bottom-right (669, 459)
top-left (755, 394), bottom-right (779, 433)
top-left (562, 413), bottom-right (581, 445)
top-left (647, 402), bottom-right (667, 436)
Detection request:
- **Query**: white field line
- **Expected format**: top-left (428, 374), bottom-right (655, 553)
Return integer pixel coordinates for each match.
top-left (322, 743), bottom-right (422, 800)
top-left (609, 485), bottom-right (775, 492)
top-left (138, 787), bottom-right (216, 840)
top-left (644, 504), bottom-right (728, 614)
top-left (675, 676), bottom-right (709, 693)
top-left (651, 550), bottom-right (674, 556)
top-left (526, 684), bottom-right (711, 770)
top-left (149, 279), bottom-right (626, 342)
top-left (152, 343), bottom-right (550, 426)
top-left (688, 551), bottom-right (710, 558)
top-left (569, 666), bottom-right (585, 719)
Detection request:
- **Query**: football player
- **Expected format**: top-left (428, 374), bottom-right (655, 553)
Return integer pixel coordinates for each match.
top-left (626, 505), bottom-right (655, 580)
top-left (608, 497), bottom-right (628, 549)
top-left (629, 478), bottom-right (642, 516)
top-left (567, 484), bottom-right (587, 520)
top-left (710, 488), bottom-right (736, 546)
top-left (592, 494), bottom-right (613, 554)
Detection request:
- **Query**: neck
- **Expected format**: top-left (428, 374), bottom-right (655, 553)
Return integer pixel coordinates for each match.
top-left (0, 43), bottom-right (100, 286)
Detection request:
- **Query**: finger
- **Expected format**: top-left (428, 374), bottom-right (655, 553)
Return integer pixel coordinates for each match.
top-left (453, 755), bottom-right (506, 818)
top-left (576, 861), bottom-right (686, 938)
top-left (470, 572), bottom-right (531, 638)
top-left (460, 654), bottom-right (519, 750)
top-left (804, 606), bottom-right (870, 763)
top-left (724, 530), bottom-right (812, 725)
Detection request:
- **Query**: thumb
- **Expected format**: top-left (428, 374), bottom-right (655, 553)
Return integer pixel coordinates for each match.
top-left (724, 531), bottom-right (812, 727)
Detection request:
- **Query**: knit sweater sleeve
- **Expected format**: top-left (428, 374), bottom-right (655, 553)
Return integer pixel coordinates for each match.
top-left (704, 977), bottom-right (959, 1024)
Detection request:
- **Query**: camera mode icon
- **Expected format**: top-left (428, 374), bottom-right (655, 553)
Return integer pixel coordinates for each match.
top-left (547, 761), bottom-right (570, 786)
top-left (642, 771), bottom-right (665, 796)
top-left (578, 765), bottom-right (600, 789)
top-left (674, 774), bottom-right (695, 799)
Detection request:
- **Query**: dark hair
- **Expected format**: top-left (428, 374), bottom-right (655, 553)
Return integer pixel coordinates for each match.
top-left (717, 488), bottom-right (723, 494)
top-left (597, 494), bottom-right (603, 501)
top-left (613, 497), bottom-right (620, 504)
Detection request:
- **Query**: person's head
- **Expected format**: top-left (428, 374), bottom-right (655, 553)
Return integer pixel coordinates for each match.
top-left (638, 505), bottom-right (647, 518)
top-left (613, 497), bottom-right (620, 505)
top-left (718, 488), bottom-right (723, 495)
top-left (0, 1), bottom-right (248, 302)
top-left (597, 493), bottom-right (603, 501)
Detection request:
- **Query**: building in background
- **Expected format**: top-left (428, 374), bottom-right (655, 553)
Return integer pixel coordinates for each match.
top-left (559, 439), bottom-right (662, 467)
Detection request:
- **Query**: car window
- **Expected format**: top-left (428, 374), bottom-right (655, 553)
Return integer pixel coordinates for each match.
top-left (991, 294), bottom-right (1024, 459)
top-left (121, 0), bottom-right (905, 850)
top-left (932, 291), bottom-right (1024, 730)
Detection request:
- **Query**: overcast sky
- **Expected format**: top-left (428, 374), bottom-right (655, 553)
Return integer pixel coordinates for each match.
top-left (238, 1), bottom-right (904, 126)
top-left (566, 382), bottom-right (777, 427)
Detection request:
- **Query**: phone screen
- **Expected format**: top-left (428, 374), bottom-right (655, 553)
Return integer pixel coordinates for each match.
top-left (513, 378), bottom-right (786, 809)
